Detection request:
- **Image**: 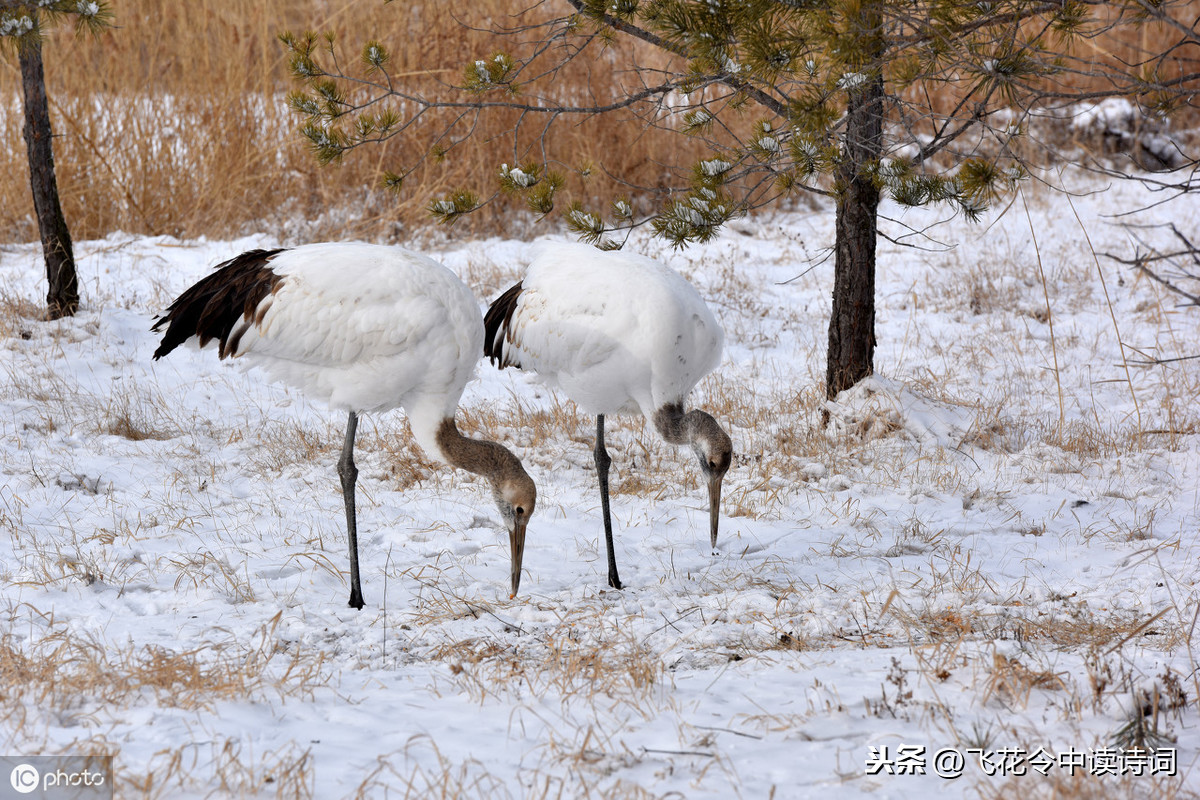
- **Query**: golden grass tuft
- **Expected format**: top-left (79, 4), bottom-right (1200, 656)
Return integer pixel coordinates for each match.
top-left (121, 739), bottom-right (316, 800)
top-left (100, 396), bottom-right (172, 441)
top-left (0, 613), bottom-right (327, 713)
top-left (982, 652), bottom-right (1067, 708)
top-left (354, 738), bottom-right (514, 800)
top-left (425, 617), bottom-right (665, 714)
top-left (0, 286), bottom-right (43, 336)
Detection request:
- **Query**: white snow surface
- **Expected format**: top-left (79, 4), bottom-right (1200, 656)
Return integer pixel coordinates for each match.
top-left (0, 169), bottom-right (1198, 798)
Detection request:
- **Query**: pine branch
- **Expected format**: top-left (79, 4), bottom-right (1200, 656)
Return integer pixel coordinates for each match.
top-left (561, 0), bottom-right (791, 118)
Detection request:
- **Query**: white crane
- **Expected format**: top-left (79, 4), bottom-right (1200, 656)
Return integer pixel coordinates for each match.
top-left (483, 241), bottom-right (731, 590)
top-left (152, 242), bottom-right (537, 610)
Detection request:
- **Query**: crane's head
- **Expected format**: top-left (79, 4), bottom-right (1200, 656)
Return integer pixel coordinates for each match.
top-left (493, 470), bottom-right (537, 598)
top-left (692, 415), bottom-right (732, 550)
top-left (438, 419), bottom-right (537, 599)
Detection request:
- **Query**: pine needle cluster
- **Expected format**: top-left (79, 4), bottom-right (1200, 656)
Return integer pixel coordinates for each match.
top-left (0, 0), bottom-right (112, 47)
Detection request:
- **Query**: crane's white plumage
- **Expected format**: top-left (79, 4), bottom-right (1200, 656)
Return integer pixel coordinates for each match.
top-left (490, 242), bottom-right (724, 417)
top-left (153, 243), bottom-right (536, 610)
top-left (485, 241), bottom-right (731, 591)
top-left (224, 243), bottom-right (483, 460)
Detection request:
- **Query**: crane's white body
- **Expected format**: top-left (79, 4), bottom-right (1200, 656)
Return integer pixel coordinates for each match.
top-left (228, 243), bottom-right (482, 463)
top-left (484, 241), bottom-right (731, 589)
top-left (499, 242), bottom-right (724, 416)
top-left (154, 241), bottom-right (536, 607)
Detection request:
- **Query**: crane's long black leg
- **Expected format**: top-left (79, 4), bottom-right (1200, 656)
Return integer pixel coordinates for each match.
top-left (338, 410), bottom-right (365, 610)
top-left (594, 414), bottom-right (622, 590)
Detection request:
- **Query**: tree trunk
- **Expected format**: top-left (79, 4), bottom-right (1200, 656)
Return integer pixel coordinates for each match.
top-left (825, 72), bottom-right (884, 400)
top-left (20, 34), bottom-right (79, 319)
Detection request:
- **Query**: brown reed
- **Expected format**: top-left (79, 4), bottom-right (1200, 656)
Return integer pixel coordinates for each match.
top-left (0, 0), bottom-right (1191, 244)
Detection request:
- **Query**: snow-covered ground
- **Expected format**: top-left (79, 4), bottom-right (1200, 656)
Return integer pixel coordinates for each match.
top-left (0, 169), bottom-right (1197, 798)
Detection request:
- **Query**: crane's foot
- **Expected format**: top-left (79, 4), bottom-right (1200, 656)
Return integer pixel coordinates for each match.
top-left (607, 573), bottom-right (623, 591)
top-left (349, 587), bottom-right (365, 610)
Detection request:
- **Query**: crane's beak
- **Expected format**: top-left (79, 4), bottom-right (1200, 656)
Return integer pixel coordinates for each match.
top-left (509, 517), bottom-right (527, 599)
top-left (707, 472), bottom-right (724, 550)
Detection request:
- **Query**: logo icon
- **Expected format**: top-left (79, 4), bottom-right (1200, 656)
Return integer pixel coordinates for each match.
top-left (10, 763), bottom-right (40, 794)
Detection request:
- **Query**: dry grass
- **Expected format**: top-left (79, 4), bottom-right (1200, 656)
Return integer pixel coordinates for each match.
top-left (982, 652), bottom-right (1068, 708)
top-left (0, 286), bottom-right (43, 335)
top-left (353, 736), bottom-right (672, 800)
top-left (979, 773), bottom-right (1200, 800)
top-left (353, 740), bottom-right (515, 800)
top-left (2, 1), bottom-right (1192, 245)
top-left (115, 738), bottom-right (316, 800)
top-left (0, 0), bottom-right (711, 244)
top-left (100, 390), bottom-right (172, 441)
top-left (460, 394), bottom-right (593, 461)
top-left (1, 736), bottom-right (316, 800)
top-left (0, 612), bottom-right (327, 713)
top-left (427, 623), bottom-right (664, 713)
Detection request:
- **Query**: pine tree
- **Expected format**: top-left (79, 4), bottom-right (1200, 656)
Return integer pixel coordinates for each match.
top-left (283, 0), bottom-right (1197, 398)
top-left (1, 1), bottom-right (112, 319)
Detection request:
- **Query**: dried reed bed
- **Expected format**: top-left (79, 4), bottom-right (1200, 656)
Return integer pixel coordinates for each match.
top-left (0, 0), bottom-right (707, 243)
top-left (2, 1), bottom-right (1192, 244)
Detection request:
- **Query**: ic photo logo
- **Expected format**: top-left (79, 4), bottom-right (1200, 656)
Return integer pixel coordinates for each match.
top-left (9, 763), bottom-right (40, 794)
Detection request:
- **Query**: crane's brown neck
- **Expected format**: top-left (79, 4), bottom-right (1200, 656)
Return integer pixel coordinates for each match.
top-left (653, 401), bottom-right (723, 448)
top-left (435, 417), bottom-right (527, 484)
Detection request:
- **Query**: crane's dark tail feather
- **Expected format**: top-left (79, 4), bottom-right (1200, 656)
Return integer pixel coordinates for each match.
top-left (483, 280), bottom-right (524, 369)
top-left (151, 248), bottom-right (287, 360)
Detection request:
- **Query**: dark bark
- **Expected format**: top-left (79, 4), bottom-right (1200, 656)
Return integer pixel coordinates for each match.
top-left (826, 72), bottom-right (884, 400)
top-left (19, 34), bottom-right (79, 319)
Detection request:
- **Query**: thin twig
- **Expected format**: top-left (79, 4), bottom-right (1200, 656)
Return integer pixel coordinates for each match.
top-left (694, 724), bottom-right (764, 740)
top-left (1066, 192), bottom-right (1143, 442)
top-left (1022, 188), bottom-right (1064, 431)
top-left (640, 747), bottom-right (716, 758)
